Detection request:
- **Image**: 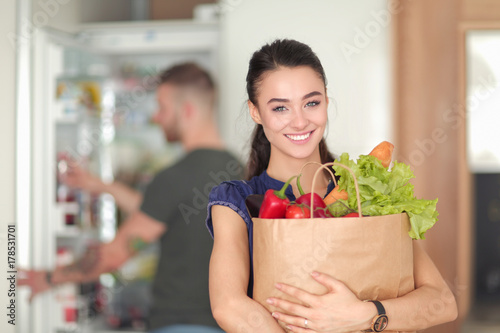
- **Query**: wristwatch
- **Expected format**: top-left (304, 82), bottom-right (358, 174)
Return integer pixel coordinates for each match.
top-left (363, 300), bottom-right (388, 332)
top-left (45, 271), bottom-right (53, 285)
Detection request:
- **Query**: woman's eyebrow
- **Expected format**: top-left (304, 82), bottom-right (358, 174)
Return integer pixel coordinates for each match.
top-left (267, 97), bottom-right (289, 104)
top-left (303, 91), bottom-right (322, 100)
top-left (267, 91), bottom-right (323, 105)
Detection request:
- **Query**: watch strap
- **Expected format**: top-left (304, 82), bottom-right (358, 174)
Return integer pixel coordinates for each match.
top-left (45, 271), bottom-right (53, 285)
top-left (370, 300), bottom-right (386, 315)
top-left (363, 300), bottom-right (388, 332)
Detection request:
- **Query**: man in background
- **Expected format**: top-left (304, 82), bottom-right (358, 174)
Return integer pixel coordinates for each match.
top-left (20, 62), bottom-right (242, 333)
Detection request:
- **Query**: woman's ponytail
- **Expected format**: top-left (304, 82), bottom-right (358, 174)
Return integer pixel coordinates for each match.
top-left (246, 125), bottom-right (270, 180)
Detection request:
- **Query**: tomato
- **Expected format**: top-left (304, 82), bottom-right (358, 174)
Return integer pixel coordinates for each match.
top-left (285, 204), bottom-right (311, 219)
top-left (342, 212), bottom-right (361, 218)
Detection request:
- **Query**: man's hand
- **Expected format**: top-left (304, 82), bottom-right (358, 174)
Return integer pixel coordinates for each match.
top-left (17, 269), bottom-right (52, 303)
top-left (63, 164), bottom-right (104, 194)
top-left (63, 163), bottom-right (143, 214)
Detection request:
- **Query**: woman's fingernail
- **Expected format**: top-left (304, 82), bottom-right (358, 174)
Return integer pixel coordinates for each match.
top-left (286, 325), bottom-right (293, 330)
top-left (266, 298), bottom-right (274, 305)
top-left (275, 283), bottom-right (282, 289)
top-left (272, 312), bottom-right (279, 318)
top-left (311, 271), bottom-right (319, 277)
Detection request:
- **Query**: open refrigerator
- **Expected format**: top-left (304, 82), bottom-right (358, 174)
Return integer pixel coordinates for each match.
top-left (29, 20), bottom-right (219, 333)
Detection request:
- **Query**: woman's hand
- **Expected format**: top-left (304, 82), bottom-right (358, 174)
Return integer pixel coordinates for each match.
top-left (266, 271), bottom-right (375, 332)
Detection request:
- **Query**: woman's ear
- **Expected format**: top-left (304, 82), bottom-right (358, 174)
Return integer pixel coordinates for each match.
top-left (248, 100), bottom-right (262, 124)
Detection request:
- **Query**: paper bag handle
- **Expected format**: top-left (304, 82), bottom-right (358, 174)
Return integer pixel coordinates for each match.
top-left (299, 161), bottom-right (337, 187)
top-left (310, 162), bottom-right (362, 218)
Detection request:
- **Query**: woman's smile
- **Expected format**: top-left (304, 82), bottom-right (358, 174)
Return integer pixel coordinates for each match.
top-left (284, 129), bottom-right (315, 144)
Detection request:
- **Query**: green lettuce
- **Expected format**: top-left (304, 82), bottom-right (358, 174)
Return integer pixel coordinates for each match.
top-left (331, 153), bottom-right (438, 239)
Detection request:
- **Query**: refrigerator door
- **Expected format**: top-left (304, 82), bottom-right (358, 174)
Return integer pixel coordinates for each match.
top-left (30, 21), bottom-right (219, 333)
top-left (31, 27), bottom-right (119, 333)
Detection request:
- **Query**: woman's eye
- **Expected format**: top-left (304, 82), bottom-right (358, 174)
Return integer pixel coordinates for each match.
top-left (306, 100), bottom-right (320, 107)
top-left (272, 105), bottom-right (287, 112)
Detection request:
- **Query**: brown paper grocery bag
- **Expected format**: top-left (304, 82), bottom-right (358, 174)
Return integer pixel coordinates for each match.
top-left (251, 162), bottom-right (417, 332)
top-left (252, 213), bottom-right (415, 333)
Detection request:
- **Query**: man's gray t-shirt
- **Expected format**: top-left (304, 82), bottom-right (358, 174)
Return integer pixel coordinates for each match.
top-left (141, 148), bottom-right (243, 330)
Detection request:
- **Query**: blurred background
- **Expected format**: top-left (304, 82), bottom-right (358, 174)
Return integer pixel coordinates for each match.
top-left (1, 0), bottom-right (499, 332)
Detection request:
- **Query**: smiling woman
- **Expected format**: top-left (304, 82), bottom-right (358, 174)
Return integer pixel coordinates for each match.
top-left (248, 66), bottom-right (329, 164)
top-left (245, 39), bottom-right (335, 184)
top-left (205, 38), bottom-right (458, 333)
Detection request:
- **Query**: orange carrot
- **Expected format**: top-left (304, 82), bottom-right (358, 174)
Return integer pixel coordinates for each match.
top-left (323, 187), bottom-right (348, 206)
top-left (368, 141), bottom-right (394, 168)
top-left (324, 141), bottom-right (394, 206)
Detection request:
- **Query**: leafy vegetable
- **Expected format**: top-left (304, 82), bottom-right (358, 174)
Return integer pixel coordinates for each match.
top-left (332, 153), bottom-right (439, 240)
top-left (327, 200), bottom-right (354, 217)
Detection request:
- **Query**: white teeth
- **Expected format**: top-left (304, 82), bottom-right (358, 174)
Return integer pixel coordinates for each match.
top-left (286, 132), bottom-right (311, 141)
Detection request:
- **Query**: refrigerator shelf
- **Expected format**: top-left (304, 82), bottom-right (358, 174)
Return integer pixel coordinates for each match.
top-left (55, 225), bottom-right (82, 239)
top-left (57, 314), bottom-right (146, 333)
top-left (55, 113), bottom-right (80, 124)
top-left (53, 101), bottom-right (80, 123)
top-left (56, 202), bottom-right (80, 213)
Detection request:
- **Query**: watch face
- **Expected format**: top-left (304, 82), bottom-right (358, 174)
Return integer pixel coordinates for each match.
top-left (374, 314), bottom-right (388, 332)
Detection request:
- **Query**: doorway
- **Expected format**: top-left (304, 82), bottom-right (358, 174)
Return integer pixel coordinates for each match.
top-left (462, 28), bottom-right (500, 331)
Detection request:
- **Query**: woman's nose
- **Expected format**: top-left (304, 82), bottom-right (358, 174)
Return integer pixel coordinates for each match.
top-left (290, 109), bottom-right (308, 129)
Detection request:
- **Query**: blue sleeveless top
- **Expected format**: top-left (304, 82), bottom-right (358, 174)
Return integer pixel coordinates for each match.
top-left (205, 170), bottom-right (334, 296)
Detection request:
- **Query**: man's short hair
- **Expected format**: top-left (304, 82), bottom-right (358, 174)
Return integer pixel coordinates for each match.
top-left (158, 62), bottom-right (215, 94)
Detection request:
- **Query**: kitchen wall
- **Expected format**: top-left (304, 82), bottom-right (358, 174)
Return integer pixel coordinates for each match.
top-left (217, 0), bottom-right (393, 161)
top-left (0, 1), bottom-right (17, 333)
top-left (26, 0), bottom-right (393, 162)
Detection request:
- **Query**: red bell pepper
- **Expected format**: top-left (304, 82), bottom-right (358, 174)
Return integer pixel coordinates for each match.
top-left (258, 176), bottom-right (297, 218)
top-left (295, 174), bottom-right (328, 217)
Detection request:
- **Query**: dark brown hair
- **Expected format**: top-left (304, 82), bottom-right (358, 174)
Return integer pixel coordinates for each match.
top-left (245, 39), bottom-right (335, 179)
top-left (158, 62), bottom-right (216, 106)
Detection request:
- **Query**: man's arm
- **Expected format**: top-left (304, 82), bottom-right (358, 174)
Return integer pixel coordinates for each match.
top-left (19, 211), bottom-right (166, 301)
top-left (64, 164), bottom-right (143, 214)
top-left (51, 211), bottom-right (166, 284)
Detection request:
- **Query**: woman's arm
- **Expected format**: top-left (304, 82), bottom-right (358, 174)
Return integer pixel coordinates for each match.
top-left (269, 241), bottom-right (458, 332)
top-left (380, 240), bottom-right (458, 331)
top-left (209, 205), bottom-right (285, 332)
